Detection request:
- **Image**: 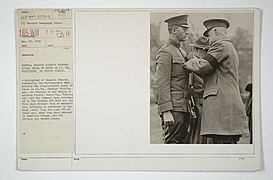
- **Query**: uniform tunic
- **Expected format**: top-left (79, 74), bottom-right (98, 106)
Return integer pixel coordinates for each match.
top-left (153, 38), bottom-right (190, 143)
top-left (201, 38), bottom-right (249, 136)
top-left (153, 38), bottom-right (189, 114)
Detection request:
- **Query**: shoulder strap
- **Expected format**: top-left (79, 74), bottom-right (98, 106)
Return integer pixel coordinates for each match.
top-left (178, 48), bottom-right (189, 61)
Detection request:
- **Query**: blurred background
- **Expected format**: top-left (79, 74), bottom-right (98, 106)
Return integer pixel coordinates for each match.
top-left (150, 12), bottom-right (253, 144)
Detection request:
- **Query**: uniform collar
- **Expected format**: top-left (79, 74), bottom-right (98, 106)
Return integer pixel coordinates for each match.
top-left (168, 38), bottom-right (181, 48)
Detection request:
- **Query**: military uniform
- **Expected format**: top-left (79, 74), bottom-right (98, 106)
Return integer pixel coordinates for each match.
top-left (153, 38), bottom-right (190, 144)
top-left (201, 38), bottom-right (249, 137)
top-left (184, 19), bottom-right (249, 144)
top-left (187, 37), bottom-right (209, 144)
top-left (188, 74), bottom-right (207, 144)
top-left (245, 83), bottom-right (253, 144)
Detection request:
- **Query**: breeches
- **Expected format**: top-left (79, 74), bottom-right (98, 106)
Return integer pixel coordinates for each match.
top-left (162, 111), bottom-right (190, 144)
top-left (190, 103), bottom-right (207, 144)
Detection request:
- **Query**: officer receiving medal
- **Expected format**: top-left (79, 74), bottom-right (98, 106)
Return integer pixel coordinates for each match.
top-left (153, 15), bottom-right (191, 144)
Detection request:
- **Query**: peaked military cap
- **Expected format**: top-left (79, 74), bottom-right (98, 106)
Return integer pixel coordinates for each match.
top-left (203, 18), bottom-right (230, 37)
top-left (189, 37), bottom-right (209, 50)
top-left (164, 15), bottom-right (189, 28)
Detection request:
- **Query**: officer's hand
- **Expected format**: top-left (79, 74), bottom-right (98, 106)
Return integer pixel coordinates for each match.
top-left (163, 111), bottom-right (175, 125)
top-left (186, 52), bottom-right (194, 61)
top-left (184, 57), bottom-right (199, 72)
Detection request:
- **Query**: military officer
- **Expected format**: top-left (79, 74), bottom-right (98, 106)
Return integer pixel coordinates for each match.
top-left (153, 15), bottom-right (190, 144)
top-left (184, 19), bottom-right (249, 144)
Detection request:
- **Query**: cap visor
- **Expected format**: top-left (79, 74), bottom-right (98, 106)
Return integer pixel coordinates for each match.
top-left (189, 43), bottom-right (209, 49)
top-left (181, 25), bottom-right (189, 28)
top-left (203, 27), bottom-right (213, 37)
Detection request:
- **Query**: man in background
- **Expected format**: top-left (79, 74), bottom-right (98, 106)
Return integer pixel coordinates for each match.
top-left (186, 37), bottom-right (209, 144)
top-left (245, 83), bottom-right (253, 144)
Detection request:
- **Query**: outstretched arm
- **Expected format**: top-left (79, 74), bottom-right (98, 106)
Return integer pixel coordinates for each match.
top-left (183, 56), bottom-right (215, 74)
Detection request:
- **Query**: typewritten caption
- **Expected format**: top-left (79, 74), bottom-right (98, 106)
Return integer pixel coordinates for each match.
top-left (21, 78), bottom-right (73, 121)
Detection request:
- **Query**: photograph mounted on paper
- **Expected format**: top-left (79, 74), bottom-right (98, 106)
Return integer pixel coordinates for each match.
top-left (16, 9), bottom-right (261, 171)
top-left (150, 11), bottom-right (254, 145)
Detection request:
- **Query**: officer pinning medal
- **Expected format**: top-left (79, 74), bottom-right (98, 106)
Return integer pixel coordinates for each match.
top-left (153, 14), bottom-right (250, 144)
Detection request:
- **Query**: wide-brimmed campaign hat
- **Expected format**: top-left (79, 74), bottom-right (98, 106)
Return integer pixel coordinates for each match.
top-left (164, 15), bottom-right (189, 28)
top-left (203, 18), bottom-right (230, 37)
top-left (189, 37), bottom-right (209, 50)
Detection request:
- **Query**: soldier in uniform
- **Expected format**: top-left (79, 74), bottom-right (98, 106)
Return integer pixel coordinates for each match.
top-left (184, 19), bottom-right (249, 144)
top-left (187, 37), bottom-right (209, 144)
top-left (245, 83), bottom-right (253, 144)
top-left (153, 15), bottom-right (190, 144)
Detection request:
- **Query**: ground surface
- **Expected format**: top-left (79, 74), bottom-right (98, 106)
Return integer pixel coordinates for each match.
top-left (150, 103), bottom-right (250, 144)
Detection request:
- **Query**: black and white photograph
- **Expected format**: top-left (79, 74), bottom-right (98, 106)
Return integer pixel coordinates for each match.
top-left (150, 11), bottom-right (254, 144)
top-left (4, 0), bottom-right (273, 177)
top-left (15, 8), bottom-right (261, 171)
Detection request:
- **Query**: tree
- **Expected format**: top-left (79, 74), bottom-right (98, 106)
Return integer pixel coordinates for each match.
top-left (231, 27), bottom-right (253, 99)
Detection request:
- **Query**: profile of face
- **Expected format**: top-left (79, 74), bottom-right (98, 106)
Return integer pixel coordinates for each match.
top-left (207, 28), bottom-right (217, 44)
top-left (172, 26), bottom-right (189, 42)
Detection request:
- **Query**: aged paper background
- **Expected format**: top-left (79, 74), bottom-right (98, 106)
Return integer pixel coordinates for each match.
top-left (17, 9), bottom-right (74, 154)
top-left (2, 0), bottom-right (273, 179)
top-left (16, 9), bottom-right (260, 171)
